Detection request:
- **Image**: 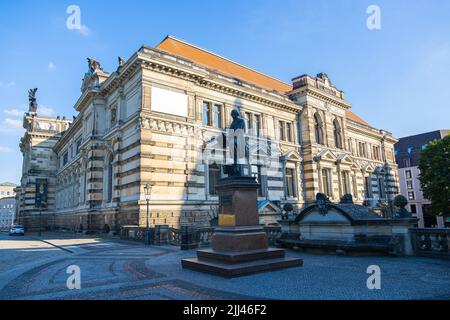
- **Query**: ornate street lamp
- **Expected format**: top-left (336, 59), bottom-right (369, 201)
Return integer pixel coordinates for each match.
top-left (144, 184), bottom-right (152, 245)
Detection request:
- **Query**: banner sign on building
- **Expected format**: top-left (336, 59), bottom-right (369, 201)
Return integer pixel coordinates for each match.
top-left (35, 178), bottom-right (48, 209)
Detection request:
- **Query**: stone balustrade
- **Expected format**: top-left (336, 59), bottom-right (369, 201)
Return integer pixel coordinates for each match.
top-left (410, 228), bottom-right (450, 258)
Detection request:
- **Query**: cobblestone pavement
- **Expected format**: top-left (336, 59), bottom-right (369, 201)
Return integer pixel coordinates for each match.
top-left (1, 232), bottom-right (449, 300)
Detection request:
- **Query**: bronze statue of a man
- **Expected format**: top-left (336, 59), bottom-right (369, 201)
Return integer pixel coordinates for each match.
top-left (223, 109), bottom-right (247, 176)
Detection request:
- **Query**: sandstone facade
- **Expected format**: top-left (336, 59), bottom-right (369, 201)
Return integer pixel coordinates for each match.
top-left (16, 36), bottom-right (399, 231)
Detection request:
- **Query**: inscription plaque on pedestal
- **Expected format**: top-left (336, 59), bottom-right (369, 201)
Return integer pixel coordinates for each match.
top-left (219, 195), bottom-right (235, 226)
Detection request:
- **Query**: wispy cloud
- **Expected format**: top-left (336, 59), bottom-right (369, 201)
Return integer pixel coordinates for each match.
top-left (0, 81), bottom-right (16, 88)
top-left (48, 62), bottom-right (56, 71)
top-left (3, 105), bottom-right (55, 119)
top-left (78, 24), bottom-right (91, 36)
top-left (0, 118), bottom-right (24, 134)
top-left (4, 118), bottom-right (22, 130)
top-left (4, 108), bottom-right (25, 117)
top-left (39, 106), bottom-right (55, 117)
top-left (0, 146), bottom-right (13, 153)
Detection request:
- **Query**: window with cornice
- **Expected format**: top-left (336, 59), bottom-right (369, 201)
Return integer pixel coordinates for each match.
top-left (278, 121), bottom-right (285, 141)
top-left (322, 168), bottom-right (332, 197)
top-left (342, 171), bottom-right (350, 195)
top-left (285, 167), bottom-right (296, 198)
top-left (314, 113), bottom-right (324, 145)
top-left (333, 119), bottom-right (342, 149)
top-left (253, 114), bottom-right (261, 136)
top-left (203, 101), bottom-right (211, 127)
top-left (110, 106), bottom-right (117, 127)
top-left (286, 122), bottom-right (293, 142)
top-left (203, 101), bottom-right (223, 129)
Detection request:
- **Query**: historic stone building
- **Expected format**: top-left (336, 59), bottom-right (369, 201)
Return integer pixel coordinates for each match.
top-left (395, 130), bottom-right (450, 228)
top-left (16, 36), bottom-right (399, 232)
top-left (0, 182), bottom-right (17, 199)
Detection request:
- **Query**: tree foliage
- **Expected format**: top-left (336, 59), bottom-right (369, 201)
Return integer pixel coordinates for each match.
top-left (418, 135), bottom-right (450, 217)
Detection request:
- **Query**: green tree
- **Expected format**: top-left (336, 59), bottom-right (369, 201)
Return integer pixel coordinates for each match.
top-left (418, 135), bottom-right (450, 217)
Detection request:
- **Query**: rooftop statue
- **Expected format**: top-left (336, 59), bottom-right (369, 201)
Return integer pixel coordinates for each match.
top-left (118, 57), bottom-right (126, 69)
top-left (28, 88), bottom-right (38, 113)
top-left (87, 57), bottom-right (102, 74)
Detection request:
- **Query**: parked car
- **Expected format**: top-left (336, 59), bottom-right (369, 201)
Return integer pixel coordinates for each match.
top-left (9, 225), bottom-right (25, 236)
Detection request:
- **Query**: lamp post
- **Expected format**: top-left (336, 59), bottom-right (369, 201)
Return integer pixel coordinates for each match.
top-left (38, 191), bottom-right (46, 238)
top-left (144, 184), bottom-right (152, 245)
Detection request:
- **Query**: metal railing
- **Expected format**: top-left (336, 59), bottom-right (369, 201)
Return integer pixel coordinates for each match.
top-left (121, 225), bottom-right (283, 248)
top-left (120, 226), bottom-right (146, 241)
top-left (410, 228), bottom-right (450, 258)
top-left (168, 227), bottom-right (180, 246)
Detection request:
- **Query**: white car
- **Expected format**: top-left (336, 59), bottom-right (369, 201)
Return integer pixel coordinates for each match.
top-left (9, 225), bottom-right (25, 236)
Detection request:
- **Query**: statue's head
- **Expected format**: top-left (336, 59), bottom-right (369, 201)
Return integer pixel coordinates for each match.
top-left (339, 194), bottom-right (353, 204)
top-left (393, 194), bottom-right (408, 209)
top-left (231, 109), bottom-right (240, 120)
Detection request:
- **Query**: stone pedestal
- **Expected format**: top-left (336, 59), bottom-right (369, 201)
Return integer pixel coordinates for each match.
top-left (182, 176), bottom-right (302, 277)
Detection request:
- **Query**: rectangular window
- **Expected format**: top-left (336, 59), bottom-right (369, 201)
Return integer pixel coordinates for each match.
top-left (286, 122), bottom-right (293, 142)
top-left (404, 158), bottom-right (411, 167)
top-left (203, 101), bottom-right (211, 127)
top-left (408, 191), bottom-right (415, 200)
top-left (76, 139), bottom-right (82, 154)
top-left (342, 171), bottom-right (350, 195)
top-left (279, 121), bottom-right (285, 141)
top-left (253, 114), bottom-right (261, 136)
top-left (213, 104), bottom-right (222, 128)
top-left (406, 180), bottom-right (413, 189)
top-left (405, 170), bottom-right (412, 179)
top-left (352, 175), bottom-right (357, 197)
top-left (286, 167), bottom-right (296, 197)
top-left (322, 168), bottom-right (332, 197)
top-left (208, 164), bottom-right (221, 195)
top-left (410, 204), bottom-right (417, 214)
top-left (63, 152), bottom-right (68, 166)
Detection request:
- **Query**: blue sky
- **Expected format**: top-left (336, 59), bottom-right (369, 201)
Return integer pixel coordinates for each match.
top-left (1, 0), bottom-right (449, 183)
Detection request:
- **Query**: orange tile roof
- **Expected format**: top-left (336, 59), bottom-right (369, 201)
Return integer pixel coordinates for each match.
top-left (156, 36), bottom-right (292, 93)
top-left (155, 36), bottom-right (370, 127)
top-left (346, 110), bottom-right (369, 126)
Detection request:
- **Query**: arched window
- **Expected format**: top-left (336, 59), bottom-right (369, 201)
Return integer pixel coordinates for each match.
top-left (314, 113), bottom-right (324, 145)
top-left (106, 154), bottom-right (113, 202)
top-left (333, 119), bottom-right (342, 149)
